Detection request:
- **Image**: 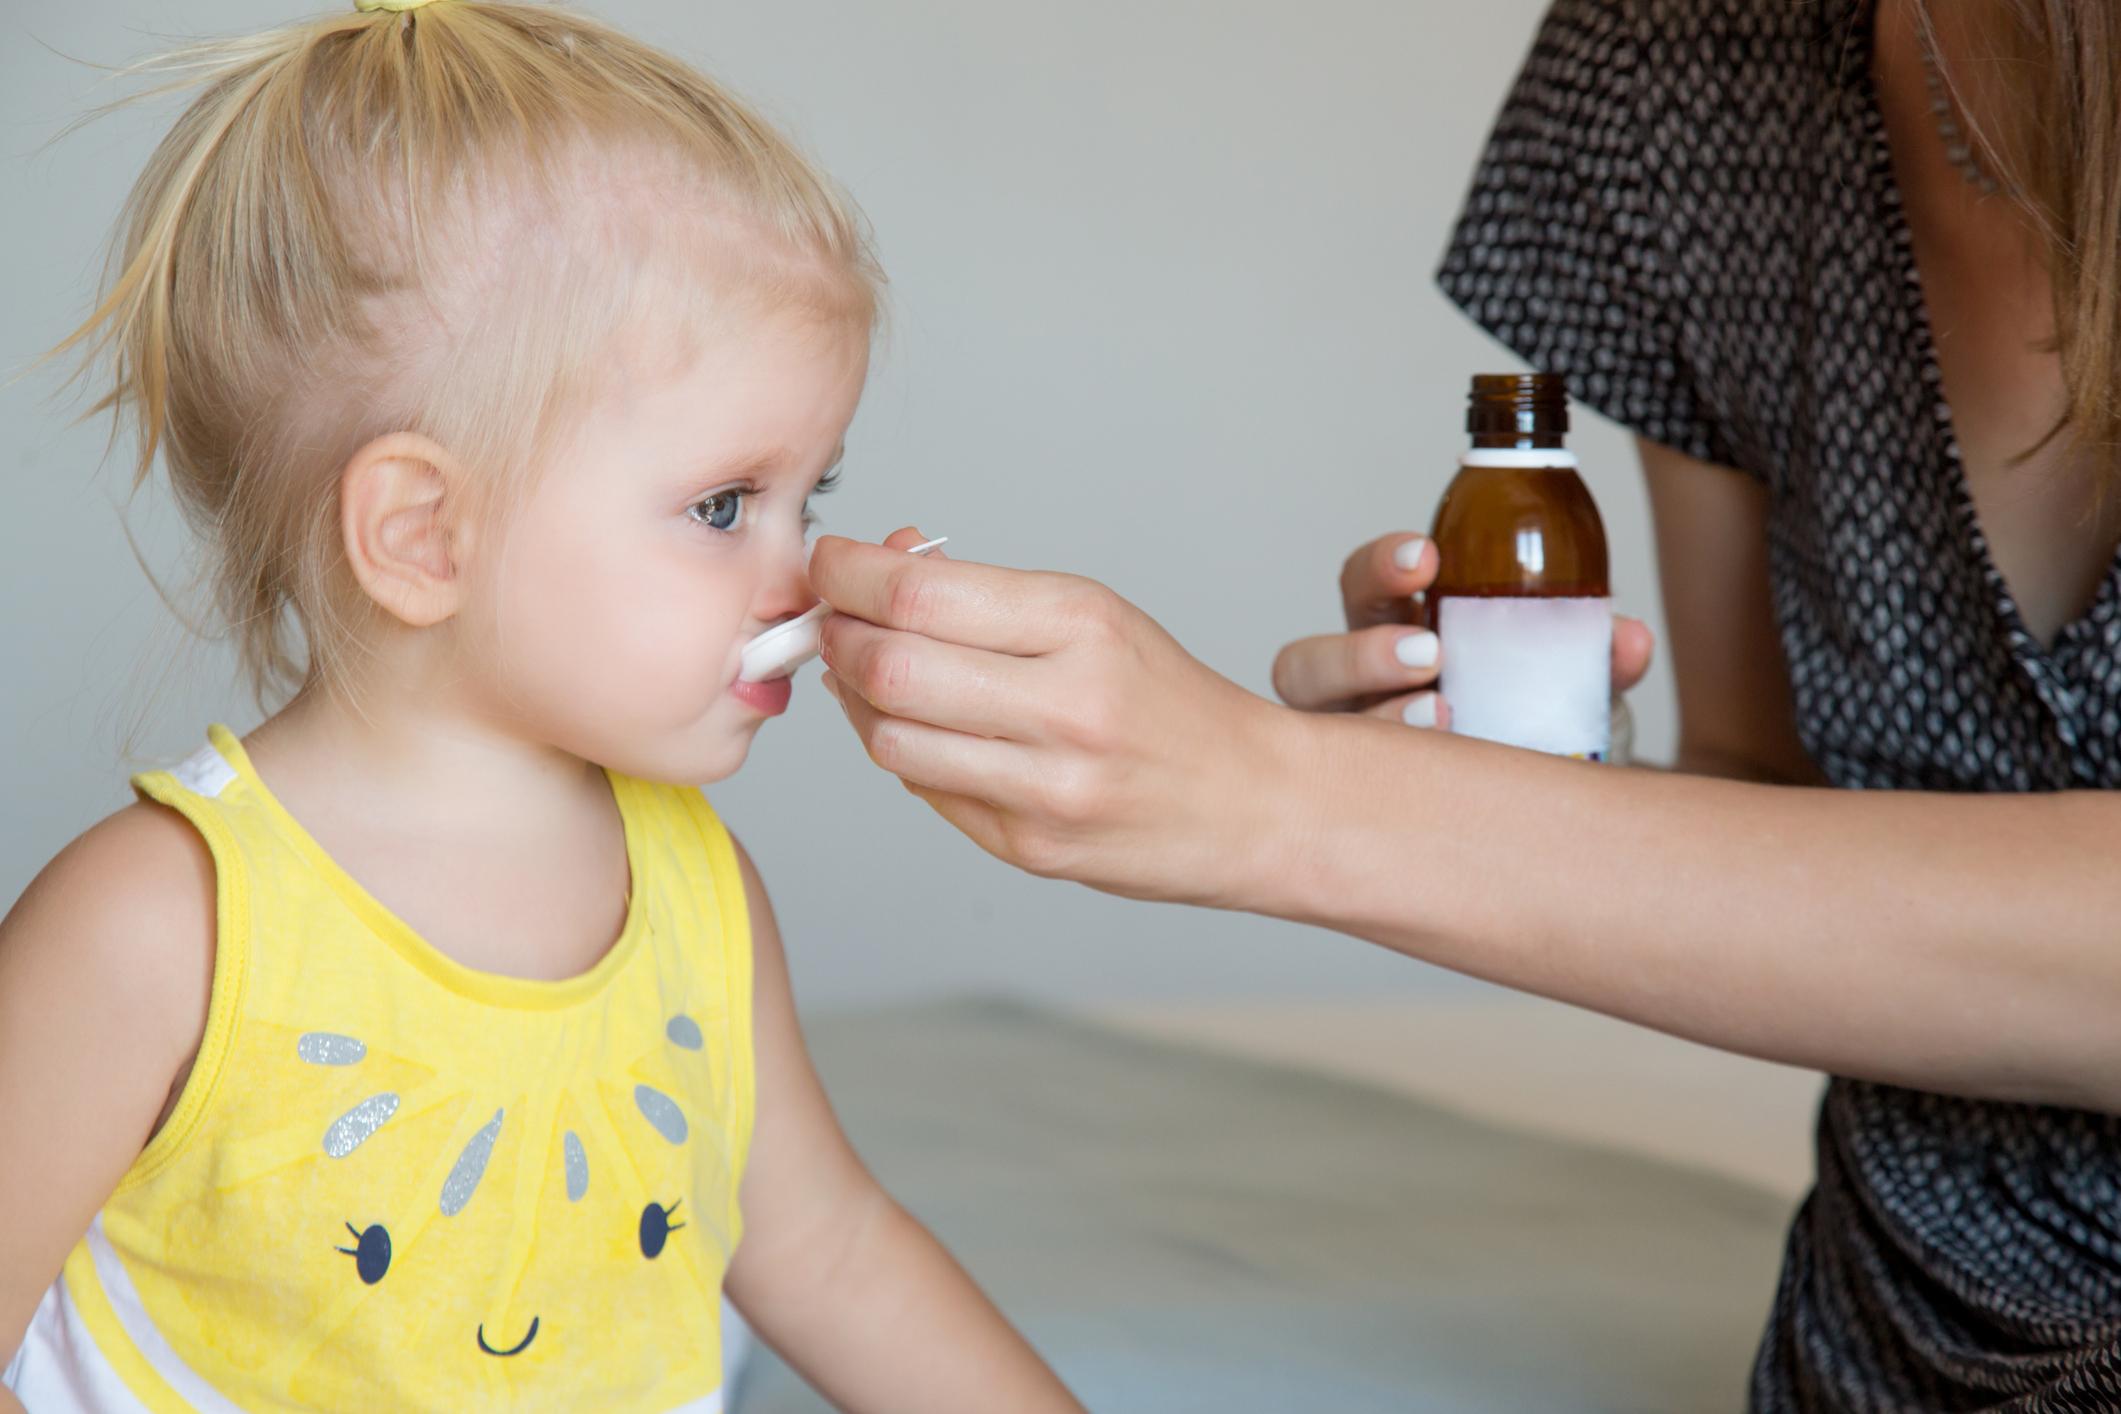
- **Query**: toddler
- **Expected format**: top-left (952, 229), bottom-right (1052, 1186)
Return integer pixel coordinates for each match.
top-left (0, 2), bottom-right (1080, 1410)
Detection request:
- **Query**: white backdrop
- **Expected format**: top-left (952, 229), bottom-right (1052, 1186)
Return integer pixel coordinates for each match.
top-left (1, 0), bottom-right (1665, 1008)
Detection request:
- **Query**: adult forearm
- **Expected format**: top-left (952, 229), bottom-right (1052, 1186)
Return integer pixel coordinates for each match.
top-left (803, 531), bottom-right (2110, 1104)
top-left (1261, 711), bottom-right (2121, 1111)
top-left (1657, 744), bottom-right (1819, 784)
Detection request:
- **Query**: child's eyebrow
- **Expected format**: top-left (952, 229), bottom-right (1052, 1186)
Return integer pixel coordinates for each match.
top-left (693, 443), bottom-right (844, 487)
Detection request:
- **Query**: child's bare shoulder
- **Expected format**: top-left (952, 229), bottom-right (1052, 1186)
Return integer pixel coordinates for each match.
top-left (2, 801), bottom-right (216, 1075)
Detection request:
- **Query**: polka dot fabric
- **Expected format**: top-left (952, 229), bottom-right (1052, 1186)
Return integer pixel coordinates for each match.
top-left (1437, 1), bottom-right (2121, 1409)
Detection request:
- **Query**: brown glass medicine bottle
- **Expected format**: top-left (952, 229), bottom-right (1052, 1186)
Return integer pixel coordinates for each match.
top-left (1426, 373), bottom-right (1614, 759)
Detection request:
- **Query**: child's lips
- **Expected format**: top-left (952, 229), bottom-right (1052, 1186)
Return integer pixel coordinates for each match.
top-left (729, 673), bottom-right (794, 717)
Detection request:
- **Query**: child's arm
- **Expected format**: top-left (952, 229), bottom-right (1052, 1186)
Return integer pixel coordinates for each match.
top-left (0, 804), bottom-right (216, 1380)
top-left (721, 839), bottom-right (1081, 1413)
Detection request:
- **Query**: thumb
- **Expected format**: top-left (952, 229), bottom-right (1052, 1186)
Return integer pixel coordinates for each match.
top-left (880, 525), bottom-right (949, 557)
top-left (1613, 616), bottom-right (1655, 694)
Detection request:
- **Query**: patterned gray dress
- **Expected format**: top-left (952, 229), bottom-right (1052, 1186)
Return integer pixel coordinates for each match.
top-left (1434, 0), bottom-right (2121, 1408)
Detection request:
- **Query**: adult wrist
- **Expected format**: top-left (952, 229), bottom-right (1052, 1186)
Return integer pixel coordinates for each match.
top-left (1209, 702), bottom-right (1347, 920)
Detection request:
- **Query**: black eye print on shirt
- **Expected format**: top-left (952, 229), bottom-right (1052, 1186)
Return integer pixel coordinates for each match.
top-left (639, 1200), bottom-right (686, 1259)
top-left (334, 1221), bottom-right (392, 1284)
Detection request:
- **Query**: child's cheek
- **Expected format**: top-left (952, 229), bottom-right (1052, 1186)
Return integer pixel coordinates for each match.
top-left (579, 583), bottom-right (726, 704)
top-left (485, 520), bottom-right (747, 727)
top-left (593, 565), bottom-right (747, 711)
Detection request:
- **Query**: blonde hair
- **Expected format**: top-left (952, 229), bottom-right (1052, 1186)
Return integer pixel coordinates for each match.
top-left (56, 0), bottom-right (882, 703)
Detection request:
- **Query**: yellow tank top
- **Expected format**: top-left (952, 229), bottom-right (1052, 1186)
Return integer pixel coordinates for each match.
top-left (5, 725), bottom-right (754, 1412)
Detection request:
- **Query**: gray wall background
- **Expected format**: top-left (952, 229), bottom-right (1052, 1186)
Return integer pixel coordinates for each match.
top-left (1, 0), bottom-right (1666, 1009)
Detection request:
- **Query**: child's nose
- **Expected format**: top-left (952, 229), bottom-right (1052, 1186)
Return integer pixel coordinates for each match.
top-left (753, 544), bottom-right (817, 624)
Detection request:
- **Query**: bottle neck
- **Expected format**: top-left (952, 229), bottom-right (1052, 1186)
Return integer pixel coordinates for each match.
top-left (1468, 432), bottom-right (1567, 450)
top-left (1461, 444), bottom-right (1578, 470)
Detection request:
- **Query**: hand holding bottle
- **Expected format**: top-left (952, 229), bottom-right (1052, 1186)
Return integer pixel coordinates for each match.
top-left (1269, 529), bottom-right (1655, 733)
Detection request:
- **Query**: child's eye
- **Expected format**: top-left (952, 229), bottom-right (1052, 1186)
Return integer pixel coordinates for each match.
top-left (334, 1221), bottom-right (391, 1284)
top-left (639, 1199), bottom-right (685, 1259)
top-left (687, 490), bottom-right (746, 532)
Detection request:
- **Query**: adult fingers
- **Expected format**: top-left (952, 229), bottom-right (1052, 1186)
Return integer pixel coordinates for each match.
top-left (1613, 615), bottom-right (1656, 695)
top-left (1340, 533), bottom-right (1436, 630)
top-left (820, 613), bottom-right (1050, 742)
top-left (1272, 623), bottom-right (1441, 711)
top-left (879, 525), bottom-right (950, 557)
top-left (809, 534), bottom-right (1089, 656)
top-left (899, 781), bottom-right (1016, 864)
top-left (822, 672), bottom-right (1038, 800)
top-left (1359, 690), bottom-right (1450, 730)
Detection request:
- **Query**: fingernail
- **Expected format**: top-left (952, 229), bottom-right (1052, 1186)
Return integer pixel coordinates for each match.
top-left (1395, 631), bottom-right (1439, 669)
top-left (1403, 693), bottom-right (1438, 729)
top-left (1393, 536), bottom-right (1429, 572)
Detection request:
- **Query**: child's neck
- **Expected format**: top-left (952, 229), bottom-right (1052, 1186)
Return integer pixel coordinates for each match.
top-left (241, 684), bottom-right (636, 985)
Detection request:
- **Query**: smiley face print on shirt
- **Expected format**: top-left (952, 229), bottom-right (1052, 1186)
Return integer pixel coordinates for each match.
top-left (99, 1011), bottom-right (737, 1412)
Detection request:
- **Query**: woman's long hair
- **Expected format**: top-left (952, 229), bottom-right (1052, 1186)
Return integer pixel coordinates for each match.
top-left (1926, 1), bottom-right (2121, 482)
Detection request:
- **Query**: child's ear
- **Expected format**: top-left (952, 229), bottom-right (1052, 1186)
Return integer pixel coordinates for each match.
top-left (340, 433), bottom-right (471, 628)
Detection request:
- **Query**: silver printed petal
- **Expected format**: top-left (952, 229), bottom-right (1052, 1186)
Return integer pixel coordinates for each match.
top-left (440, 1109), bottom-right (504, 1216)
top-left (634, 1085), bottom-right (689, 1144)
top-left (563, 1130), bottom-right (588, 1202)
top-left (665, 1015), bottom-right (704, 1051)
top-left (297, 1032), bottom-right (367, 1066)
top-left (323, 1093), bottom-right (399, 1157)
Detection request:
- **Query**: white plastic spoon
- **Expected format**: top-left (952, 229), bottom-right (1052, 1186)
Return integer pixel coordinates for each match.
top-left (737, 537), bottom-right (950, 683)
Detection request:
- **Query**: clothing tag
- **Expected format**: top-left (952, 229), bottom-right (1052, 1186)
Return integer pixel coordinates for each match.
top-left (172, 742), bottom-right (239, 798)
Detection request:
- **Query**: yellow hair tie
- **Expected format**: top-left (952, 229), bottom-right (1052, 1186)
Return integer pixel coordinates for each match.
top-left (354, 0), bottom-right (444, 12)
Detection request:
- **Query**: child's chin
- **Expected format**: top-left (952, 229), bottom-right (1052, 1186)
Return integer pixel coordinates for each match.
top-left (704, 734), bottom-right (757, 782)
top-left (602, 727), bottom-right (755, 789)
top-left (673, 734), bottom-right (754, 788)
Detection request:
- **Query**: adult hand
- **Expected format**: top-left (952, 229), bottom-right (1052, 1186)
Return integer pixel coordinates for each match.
top-left (1269, 532), bottom-right (1655, 729)
top-left (808, 529), bottom-right (1306, 910)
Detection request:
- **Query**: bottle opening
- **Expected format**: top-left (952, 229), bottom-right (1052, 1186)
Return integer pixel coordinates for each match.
top-left (1467, 372), bottom-right (1568, 448)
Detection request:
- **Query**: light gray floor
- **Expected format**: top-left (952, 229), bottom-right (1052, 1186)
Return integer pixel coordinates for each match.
top-left (736, 999), bottom-right (1796, 1414)
top-left (1099, 994), bottom-right (1826, 1199)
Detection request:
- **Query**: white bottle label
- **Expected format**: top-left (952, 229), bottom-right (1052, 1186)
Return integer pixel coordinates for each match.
top-left (1436, 596), bottom-right (1612, 760)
